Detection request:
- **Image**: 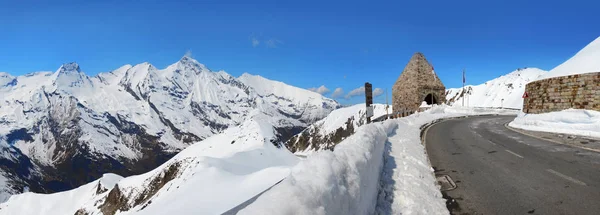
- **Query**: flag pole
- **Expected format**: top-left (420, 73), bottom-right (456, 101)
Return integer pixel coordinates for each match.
top-left (385, 89), bottom-right (389, 119)
top-left (462, 69), bottom-right (465, 107)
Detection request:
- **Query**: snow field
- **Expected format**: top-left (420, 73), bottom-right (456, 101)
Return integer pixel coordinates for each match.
top-left (509, 109), bottom-right (600, 139)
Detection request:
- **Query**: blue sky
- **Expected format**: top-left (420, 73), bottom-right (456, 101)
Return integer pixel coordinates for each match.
top-left (1, 0), bottom-right (598, 105)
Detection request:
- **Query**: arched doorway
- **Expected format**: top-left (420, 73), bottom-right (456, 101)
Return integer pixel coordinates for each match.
top-left (424, 93), bottom-right (437, 105)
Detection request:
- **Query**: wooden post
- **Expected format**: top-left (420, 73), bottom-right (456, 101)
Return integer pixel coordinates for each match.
top-left (365, 82), bottom-right (373, 124)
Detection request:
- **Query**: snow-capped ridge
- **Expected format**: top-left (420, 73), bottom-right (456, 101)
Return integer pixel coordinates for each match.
top-left (538, 36), bottom-right (600, 80)
top-left (446, 67), bottom-right (547, 109)
top-left (51, 62), bottom-right (94, 88)
top-left (0, 72), bottom-right (17, 87)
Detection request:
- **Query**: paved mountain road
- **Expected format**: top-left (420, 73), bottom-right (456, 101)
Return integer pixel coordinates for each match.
top-left (425, 115), bottom-right (600, 215)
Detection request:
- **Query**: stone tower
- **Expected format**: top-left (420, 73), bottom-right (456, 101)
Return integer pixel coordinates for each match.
top-left (392, 52), bottom-right (446, 113)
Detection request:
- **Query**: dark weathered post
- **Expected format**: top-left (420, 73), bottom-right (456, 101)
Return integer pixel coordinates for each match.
top-left (365, 82), bottom-right (373, 124)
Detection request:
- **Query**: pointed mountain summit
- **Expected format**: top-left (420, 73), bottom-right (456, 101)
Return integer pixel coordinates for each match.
top-left (52, 62), bottom-right (93, 88)
top-left (169, 55), bottom-right (209, 74)
top-left (392, 52), bottom-right (446, 113)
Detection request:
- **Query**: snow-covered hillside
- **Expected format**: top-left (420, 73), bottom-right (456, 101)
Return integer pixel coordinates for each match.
top-left (0, 56), bottom-right (339, 201)
top-left (537, 36), bottom-right (600, 80)
top-left (1, 105), bottom-right (518, 215)
top-left (0, 112), bottom-right (300, 215)
top-left (509, 37), bottom-right (600, 136)
top-left (445, 68), bottom-right (547, 109)
top-left (286, 104), bottom-right (389, 154)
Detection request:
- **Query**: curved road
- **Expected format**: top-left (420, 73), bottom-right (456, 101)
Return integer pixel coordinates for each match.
top-left (426, 115), bottom-right (600, 215)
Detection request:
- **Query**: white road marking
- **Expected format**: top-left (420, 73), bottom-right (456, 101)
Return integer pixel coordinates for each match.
top-left (505, 149), bottom-right (524, 158)
top-left (546, 169), bottom-right (587, 186)
top-left (473, 132), bottom-right (497, 145)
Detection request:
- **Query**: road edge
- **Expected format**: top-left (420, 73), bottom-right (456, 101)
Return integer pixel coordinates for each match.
top-left (504, 123), bottom-right (600, 153)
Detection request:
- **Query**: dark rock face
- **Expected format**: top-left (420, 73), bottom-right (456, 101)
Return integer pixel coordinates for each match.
top-left (3, 93), bottom-right (180, 195)
top-left (287, 116), bottom-right (359, 153)
top-left (392, 52), bottom-right (446, 113)
top-left (98, 161), bottom-right (182, 215)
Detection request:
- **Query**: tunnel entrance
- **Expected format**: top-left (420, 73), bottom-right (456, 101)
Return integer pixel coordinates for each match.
top-left (424, 93), bottom-right (437, 105)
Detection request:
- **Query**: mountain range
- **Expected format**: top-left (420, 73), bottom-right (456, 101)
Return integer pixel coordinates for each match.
top-left (0, 56), bottom-right (339, 201)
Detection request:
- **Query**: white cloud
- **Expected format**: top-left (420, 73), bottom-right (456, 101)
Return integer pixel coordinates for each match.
top-left (345, 86), bottom-right (365, 99)
top-left (265, 39), bottom-right (283, 48)
top-left (331, 88), bottom-right (344, 98)
top-left (313, 85), bottom-right (330, 95)
top-left (308, 85), bottom-right (330, 95)
top-left (251, 37), bottom-right (260, 47)
top-left (373, 88), bottom-right (384, 97)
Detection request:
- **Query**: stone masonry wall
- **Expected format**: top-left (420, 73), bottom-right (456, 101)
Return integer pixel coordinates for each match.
top-left (393, 53), bottom-right (446, 114)
top-left (523, 72), bottom-right (600, 114)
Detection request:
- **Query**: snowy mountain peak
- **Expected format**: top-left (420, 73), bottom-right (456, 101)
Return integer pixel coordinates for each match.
top-left (170, 56), bottom-right (208, 73)
top-left (52, 62), bottom-right (92, 88)
top-left (537, 36), bottom-right (600, 80)
top-left (505, 67), bottom-right (546, 77)
top-left (56, 62), bottom-right (83, 75)
top-left (0, 56), bottom-right (340, 203)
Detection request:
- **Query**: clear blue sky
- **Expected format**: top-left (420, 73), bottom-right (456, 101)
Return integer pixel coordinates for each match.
top-left (1, 0), bottom-right (598, 104)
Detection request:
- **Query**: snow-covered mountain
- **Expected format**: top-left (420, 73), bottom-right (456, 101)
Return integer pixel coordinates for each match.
top-left (537, 36), bottom-right (600, 80)
top-left (0, 112), bottom-right (300, 215)
top-left (0, 56), bottom-right (339, 201)
top-left (445, 68), bottom-right (547, 109)
top-left (286, 104), bottom-right (389, 154)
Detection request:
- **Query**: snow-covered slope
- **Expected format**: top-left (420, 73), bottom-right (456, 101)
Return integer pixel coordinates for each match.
top-left (445, 68), bottom-right (547, 109)
top-left (286, 104), bottom-right (389, 154)
top-left (537, 36), bottom-right (600, 80)
top-left (1, 105), bottom-right (518, 215)
top-left (0, 113), bottom-right (300, 215)
top-left (0, 56), bottom-right (339, 200)
top-left (509, 109), bottom-right (600, 139)
top-left (241, 105), bottom-right (517, 215)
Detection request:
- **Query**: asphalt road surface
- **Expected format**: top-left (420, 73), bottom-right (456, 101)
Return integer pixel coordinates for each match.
top-left (426, 115), bottom-right (600, 215)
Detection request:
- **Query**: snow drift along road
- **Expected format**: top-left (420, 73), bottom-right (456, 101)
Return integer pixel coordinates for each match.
top-left (509, 109), bottom-right (600, 139)
top-left (241, 105), bottom-right (517, 215)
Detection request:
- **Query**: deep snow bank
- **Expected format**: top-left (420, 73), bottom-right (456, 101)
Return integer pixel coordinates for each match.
top-left (242, 105), bottom-right (516, 215)
top-left (240, 119), bottom-right (397, 215)
top-left (509, 109), bottom-right (600, 139)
